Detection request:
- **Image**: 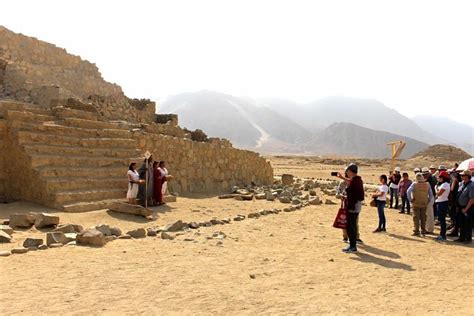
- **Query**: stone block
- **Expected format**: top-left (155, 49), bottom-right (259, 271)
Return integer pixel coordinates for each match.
top-left (9, 213), bottom-right (35, 228)
top-left (34, 213), bottom-right (60, 229)
top-left (109, 202), bottom-right (152, 217)
top-left (0, 225), bottom-right (14, 235)
top-left (77, 228), bottom-right (106, 247)
top-left (23, 237), bottom-right (43, 248)
top-left (0, 230), bottom-right (12, 243)
top-left (46, 231), bottom-right (68, 246)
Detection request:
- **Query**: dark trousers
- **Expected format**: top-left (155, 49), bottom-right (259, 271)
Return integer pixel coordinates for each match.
top-left (401, 195), bottom-right (411, 213)
top-left (390, 188), bottom-right (399, 208)
top-left (459, 206), bottom-right (474, 242)
top-left (436, 201), bottom-right (449, 238)
top-left (377, 200), bottom-right (386, 229)
top-left (347, 212), bottom-right (359, 249)
top-left (449, 193), bottom-right (458, 224)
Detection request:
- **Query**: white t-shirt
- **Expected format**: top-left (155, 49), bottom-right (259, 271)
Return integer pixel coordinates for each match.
top-left (127, 170), bottom-right (139, 183)
top-left (436, 182), bottom-right (450, 202)
top-left (377, 184), bottom-right (389, 201)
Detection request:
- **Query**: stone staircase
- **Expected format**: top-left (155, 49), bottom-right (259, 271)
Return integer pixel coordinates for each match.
top-left (1, 101), bottom-right (143, 212)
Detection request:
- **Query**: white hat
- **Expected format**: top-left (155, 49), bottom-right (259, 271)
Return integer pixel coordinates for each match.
top-left (394, 167), bottom-right (401, 172)
top-left (414, 167), bottom-right (421, 173)
top-left (421, 167), bottom-right (430, 174)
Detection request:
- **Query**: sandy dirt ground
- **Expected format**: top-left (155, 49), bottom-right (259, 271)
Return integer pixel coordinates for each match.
top-left (1, 157), bottom-right (473, 315)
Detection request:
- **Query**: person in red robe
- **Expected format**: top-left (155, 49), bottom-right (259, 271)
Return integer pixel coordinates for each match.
top-left (153, 161), bottom-right (167, 205)
top-left (152, 161), bottom-right (161, 206)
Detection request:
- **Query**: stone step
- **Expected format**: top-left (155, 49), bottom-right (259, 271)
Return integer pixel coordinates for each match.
top-left (45, 177), bottom-right (127, 192)
top-left (53, 188), bottom-right (126, 206)
top-left (0, 101), bottom-right (52, 117)
top-left (16, 130), bottom-right (137, 148)
top-left (5, 110), bottom-right (56, 122)
top-left (61, 198), bottom-right (127, 213)
top-left (23, 144), bottom-right (141, 158)
top-left (30, 154), bottom-right (138, 168)
top-left (10, 120), bottom-right (131, 138)
top-left (52, 107), bottom-right (99, 121)
top-left (37, 166), bottom-right (128, 179)
top-left (61, 117), bottom-right (130, 130)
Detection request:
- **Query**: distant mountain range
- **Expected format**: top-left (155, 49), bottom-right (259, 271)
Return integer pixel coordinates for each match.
top-left (158, 91), bottom-right (473, 158)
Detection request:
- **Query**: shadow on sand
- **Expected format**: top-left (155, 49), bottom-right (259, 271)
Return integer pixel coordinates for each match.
top-left (350, 252), bottom-right (415, 271)
top-left (387, 233), bottom-right (427, 243)
top-left (358, 244), bottom-right (401, 259)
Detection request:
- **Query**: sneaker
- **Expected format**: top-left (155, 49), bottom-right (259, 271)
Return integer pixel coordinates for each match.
top-left (356, 239), bottom-right (363, 244)
top-left (373, 228), bottom-right (382, 233)
top-left (435, 236), bottom-right (446, 241)
top-left (412, 232), bottom-right (420, 236)
top-left (425, 231), bottom-right (435, 235)
top-left (342, 246), bottom-right (357, 253)
top-left (381, 228), bottom-right (387, 232)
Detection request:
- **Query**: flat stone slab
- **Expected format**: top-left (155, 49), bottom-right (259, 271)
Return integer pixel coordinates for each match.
top-left (108, 202), bottom-right (152, 218)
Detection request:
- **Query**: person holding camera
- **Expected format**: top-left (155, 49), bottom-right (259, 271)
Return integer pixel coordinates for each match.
top-left (336, 163), bottom-right (364, 253)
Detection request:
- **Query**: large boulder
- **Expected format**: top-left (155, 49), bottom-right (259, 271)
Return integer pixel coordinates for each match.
top-left (23, 237), bottom-right (43, 248)
top-left (34, 213), bottom-right (60, 229)
top-left (76, 228), bottom-right (106, 247)
top-left (281, 174), bottom-right (295, 186)
top-left (9, 213), bottom-right (36, 228)
top-left (0, 230), bottom-right (12, 243)
top-left (46, 231), bottom-right (68, 246)
top-left (309, 197), bottom-right (322, 205)
top-left (95, 224), bottom-right (112, 236)
top-left (279, 196), bottom-right (291, 204)
top-left (265, 191), bottom-right (275, 201)
top-left (110, 227), bottom-right (122, 237)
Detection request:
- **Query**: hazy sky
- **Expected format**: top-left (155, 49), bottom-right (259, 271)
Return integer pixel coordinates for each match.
top-left (1, 0), bottom-right (473, 126)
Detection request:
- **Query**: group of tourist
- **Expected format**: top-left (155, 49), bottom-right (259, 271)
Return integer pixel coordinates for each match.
top-left (335, 162), bottom-right (474, 253)
top-left (126, 156), bottom-right (171, 206)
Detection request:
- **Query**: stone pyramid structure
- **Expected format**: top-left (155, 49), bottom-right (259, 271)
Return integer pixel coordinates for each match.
top-left (0, 26), bottom-right (273, 212)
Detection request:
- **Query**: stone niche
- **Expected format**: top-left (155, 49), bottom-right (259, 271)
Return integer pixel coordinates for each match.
top-left (155, 114), bottom-right (178, 126)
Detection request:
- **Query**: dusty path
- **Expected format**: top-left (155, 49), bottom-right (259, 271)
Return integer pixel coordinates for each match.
top-left (1, 193), bottom-right (473, 315)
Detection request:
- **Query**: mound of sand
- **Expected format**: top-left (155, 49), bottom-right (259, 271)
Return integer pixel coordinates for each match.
top-left (409, 144), bottom-right (471, 165)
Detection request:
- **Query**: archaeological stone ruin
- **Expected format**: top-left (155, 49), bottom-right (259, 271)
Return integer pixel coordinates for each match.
top-left (0, 26), bottom-right (273, 212)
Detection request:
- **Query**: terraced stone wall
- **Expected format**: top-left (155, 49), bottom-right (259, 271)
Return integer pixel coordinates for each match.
top-left (133, 132), bottom-right (274, 193)
top-left (0, 119), bottom-right (6, 198)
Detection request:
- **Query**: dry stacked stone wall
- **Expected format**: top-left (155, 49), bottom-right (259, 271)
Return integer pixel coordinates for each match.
top-left (0, 119), bottom-right (6, 199)
top-left (133, 131), bottom-right (273, 192)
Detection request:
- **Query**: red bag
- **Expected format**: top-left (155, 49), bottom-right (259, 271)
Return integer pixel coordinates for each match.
top-left (333, 199), bottom-right (348, 229)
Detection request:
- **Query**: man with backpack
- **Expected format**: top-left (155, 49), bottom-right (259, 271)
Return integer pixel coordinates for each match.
top-left (407, 173), bottom-right (434, 236)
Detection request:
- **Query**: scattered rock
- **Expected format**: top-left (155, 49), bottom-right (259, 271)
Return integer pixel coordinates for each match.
top-left (46, 231), bottom-right (68, 246)
top-left (281, 174), bottom-right (295, 185)
top-left (325, 199), bottom-right (336, 205)
top-left (161, 232), bottom-right (175, 240)
top-left (0, 250), bottom-right (11, 257)
top-left (38, 244), bottom-right (48, 250)
top-left (105, 236), bottom-right (117, 242)
top-left (213, 231), bottom-right (227, 239)
top-left (23, 237), bottom-right (43, 248)
top-left (64, 233), bottom-right (77, 243)
top-left (0, 230), bottom-right (12, 243)
top-left (110, 227), bottom-right (122, 237)
top-left (34, 213), bottom-right (60, 229)
top-left (221, 218), bottom-right (231, 224)
top-left (249, 274), bottom-right (256, 279)
top-left (53, 224), bottom-right (76, 234)
top-left (95, 224), bottom-right (112, 236)
top-left (164, 220), bottom-right (187, 232)
top-left (265, 191), bottom-right (275, 201)
top-left (248, 213), bottom-right (260, 219)
top-left (309, 190), bottom-right (317, 196)
top-left (27, 247), bottom-right (38, 251)
top-left (49, 243), bottom-right (63, 248)
top-left (76, 228), bottom-right (106, 247)
top-left (163, 195), bottom-right (177, 203)
top-left (147, 228), bottom-right (158, 237)
top-left (210, 219), bottom-right (224, 225)
top-left (233, 215), bottom-right (246, 221)
top-left (291, 198), bottom-right (302, 205)
top-left (240, 194), bottom-right (254, 201)
top-left (279, 196), bottom-right (291, 204)
top-left (0, 225), bottom-right (14, 235)
top-left (127, 228), bottom-right (147, 238)
top-left (183, 238), bottom-right (194, 242)
top-left (219, 194), bottom-right (240, 199)
top-left (309, 197), bottom-right (321, 205)
top-left (234, 195), bottom-right (244, 201)
top-left (255, 193), bottom-right (266, 200)
top-left (118, 234), bottom-right (132, 240)
top-left (1, 219), bottom-right (9, 225)
top-left (9, 213), bottom-right (36, 228)
top-left (189, 222), bottom-right (199, 229)
top-left (11, 247), bottom-right (28, 254)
